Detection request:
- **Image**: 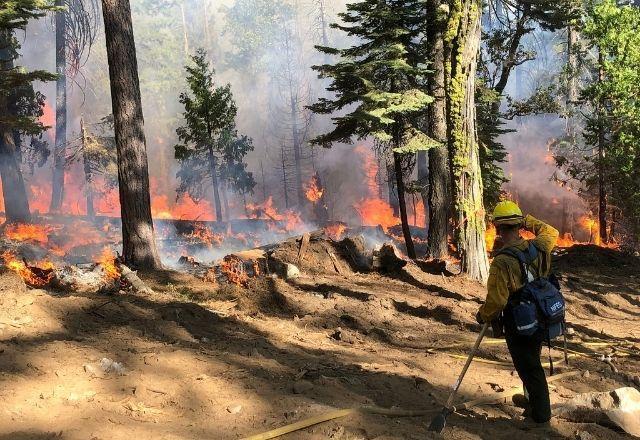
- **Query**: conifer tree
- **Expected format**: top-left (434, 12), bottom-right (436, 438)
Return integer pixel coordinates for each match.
top-left (175, 49), bottom-right (254, 221)
top-left (309, 0), bottom-right (435, 259)
top-left (0, 1), bottom-right (57, 223)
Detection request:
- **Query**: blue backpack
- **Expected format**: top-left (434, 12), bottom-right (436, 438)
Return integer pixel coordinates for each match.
top-left (499, 242), bottom-right (568, 374)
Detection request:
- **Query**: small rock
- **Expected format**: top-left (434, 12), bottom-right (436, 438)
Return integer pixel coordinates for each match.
top-left (330, 328), bottom-right (342, 341)
top-left (83, 363), bottom-right (103, 378)
top-left (575, 431), bottom-right (595, 440)
top-left (566, 327), bottom-right (575, 335)
top-left (196, 374), bottom-right (209, 381)
top-left (99, 358), bottom-right (126, 376)
top-left (582, 370), bottom-right (590, 379)
top-left (227, 405), bottom-right (242, 414)
top-left (292, 380), bottom-right (314, 394)
top-left (285, 263), bottom-right (300, 279)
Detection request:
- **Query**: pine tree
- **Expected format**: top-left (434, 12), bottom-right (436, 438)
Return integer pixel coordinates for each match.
top-left (101, 0), bottom-right (162, 269)
top-left (175, 49), bottom-right (254, 221)
top-left (309, 0), bottom-right (436, 260)
top-left (558, 0), bottom-right (640, 241)
top-left (0, 0), bottom-right (58, 223)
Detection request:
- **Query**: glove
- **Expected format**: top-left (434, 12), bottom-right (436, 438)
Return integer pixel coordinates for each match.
top-left (475, 310), bottom-right (485, 325)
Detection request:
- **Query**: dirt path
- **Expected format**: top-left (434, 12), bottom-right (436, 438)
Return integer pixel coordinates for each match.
top-left (0, 246), bottom-right (638, 440)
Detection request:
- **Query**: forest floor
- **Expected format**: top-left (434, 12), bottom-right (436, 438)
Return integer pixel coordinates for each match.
top-left (0, 244), bottom-right (639, 440)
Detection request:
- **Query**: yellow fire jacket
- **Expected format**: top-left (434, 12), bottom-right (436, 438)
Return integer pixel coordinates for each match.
top-left (479, 215), bottom-right (559, 323)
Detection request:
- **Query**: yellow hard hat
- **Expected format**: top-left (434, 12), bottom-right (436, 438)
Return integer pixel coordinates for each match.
top-left (493, 200), bottom-right (523, 225)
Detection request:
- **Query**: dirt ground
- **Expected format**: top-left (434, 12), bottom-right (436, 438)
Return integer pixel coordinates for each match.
top-left (0, 244), bottom-right (638, 440)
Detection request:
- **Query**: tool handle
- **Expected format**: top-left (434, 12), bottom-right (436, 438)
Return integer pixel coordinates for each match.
top-left (444, 323), bottom-right (489, 409)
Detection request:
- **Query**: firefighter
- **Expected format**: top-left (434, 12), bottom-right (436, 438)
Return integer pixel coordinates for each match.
top-left (477, 201), bottom-right (559, 426)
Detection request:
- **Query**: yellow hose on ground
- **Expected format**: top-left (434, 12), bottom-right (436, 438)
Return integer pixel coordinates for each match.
top-left (240, 371), bottom-right (581, 440)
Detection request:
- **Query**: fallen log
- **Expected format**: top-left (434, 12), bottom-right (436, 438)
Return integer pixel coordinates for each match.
top-left (117, 263), bottom-right (154, 294)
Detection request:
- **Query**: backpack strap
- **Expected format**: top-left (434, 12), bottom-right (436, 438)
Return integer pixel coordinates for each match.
top-left (497, 242), bottom-right (538, 284)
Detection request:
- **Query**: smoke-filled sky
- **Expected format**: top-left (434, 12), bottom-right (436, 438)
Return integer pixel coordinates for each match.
top-left (16, 0), bottom-right (588, 234)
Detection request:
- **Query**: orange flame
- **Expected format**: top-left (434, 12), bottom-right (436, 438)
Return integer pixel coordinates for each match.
top-left (246, 197), bottom-right (303, 232)
top-left (185, 224), bottom-right (224, 247)
top-left (220, 255), bottom-right (248, 287)
top-left (305, 175), bottom-right (324, 203)
top-left (1, 250), bottom-right (54, 286)
top-left (324, 223), bottom-right (346, 241)
top-left (4, 223), bottom-right (53, 244)
top-left (353, 145), bottom-right (400, 231)
top-left (97, 246), bottom-right (120, 280)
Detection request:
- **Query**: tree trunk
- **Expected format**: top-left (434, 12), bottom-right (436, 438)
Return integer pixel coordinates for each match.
top-left (566, 23), bottom-right (578, 137)
top-left (222, 183), bottom-right (230, 222)
top-left (260, 160), bottom-right (267, 202)
top-left (290, 91), bottom-right (304, 207)
top-left (394, 151), bottom-right (416, 259)
top-left (386, 160), bottom-right (399, 216)
top-left (280, 144), bottom-right (289, 208)
top-left (597, 48), bottom-right (607, 244)
top-left (180, 2), bottom-right (190, 57)
top-left (417, 151), bottom-right (428, 226)
top-left (0, 31), bottom-right (31, 223)
top-left (101, 0), bottom-right (162, 270)
top-left (80, 118), bottom-right (95, 219)
top-left (207, 146), bottom-right (223, 221)
top-left (444, 0), bottom-right (489, 281)
top-left (426, 0), bottom-right (450, 259)
top-left (50, 1), bottom-right (67, 213)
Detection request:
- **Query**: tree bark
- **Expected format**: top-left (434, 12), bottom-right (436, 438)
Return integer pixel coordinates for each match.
top-left (180, 2), bottom-right (190, 57)
top-left (416, 150), bottom-right (428, 227)
top-left (444, 0), bottom-right (489, 282)
top-left (0, 30), bottom-right (31, 223)
top-left (207, 146), bottom-right (223, 222)
top-left (426, 0), bottom-right (450, 259)
top-left (597, 48), bottom-right (607, 244)
top-left (80, 118), bottom-right (95, 219)
top-left (393, 151), bottom-right (416, 259)
top-left (50, 1), bottom-right (67, 213)
top-left (101, 0), bottom-right (162, 270)
top-left (290, 91), bottom-right (304, 207)
top-left (566, 23), bottom-right (579, 137)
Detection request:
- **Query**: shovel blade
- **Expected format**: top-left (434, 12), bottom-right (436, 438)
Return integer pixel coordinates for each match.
top-left (427, 408), bottom-right (449, 433)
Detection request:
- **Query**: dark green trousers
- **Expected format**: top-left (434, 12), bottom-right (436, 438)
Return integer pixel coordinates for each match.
top-left (505, 333), bottom-right (551, 423)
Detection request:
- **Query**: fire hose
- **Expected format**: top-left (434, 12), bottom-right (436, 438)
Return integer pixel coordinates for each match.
top-left (240, 371), bottom-right (580, 440)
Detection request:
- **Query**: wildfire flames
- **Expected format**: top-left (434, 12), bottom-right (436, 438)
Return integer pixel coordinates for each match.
top-left (246, 197), bottom-right (302, 232)
top-left (185, 224), bottom-right (224, 247)
top-left (1, 250), bottom-right (54, 287)
top-left (324, 223), bottom-right (347, 241)
top-left (305, 175), bottom-right (324, 203)
top-left (97, 246), bottom-right (120, 280)
top-left (220, 255), bottom-right (249, 287)
top-left (353, 146), bottom-right (400, 231)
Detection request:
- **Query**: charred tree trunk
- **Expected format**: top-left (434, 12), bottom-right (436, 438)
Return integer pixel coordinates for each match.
top-left (444, 0), bottom-right (489, 281)
top-left (0, 32), bottom-right (31, 223)
top-left (80, 118), bottom-right (95, 219)
top-left (386, 160), bottom-right (400, 216)
top-left (50, 1), bottom-right (67, 213)
top-left (101, 0), bottom-right (162, 270)
top-left (426, 0), bottom-right (450, 259)
top-left (393, 151), bottom-right (416, 259)
top-left (207, 146), bottom-right (223, 221)
top-left (597, 48), bottom-right (607, 244)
